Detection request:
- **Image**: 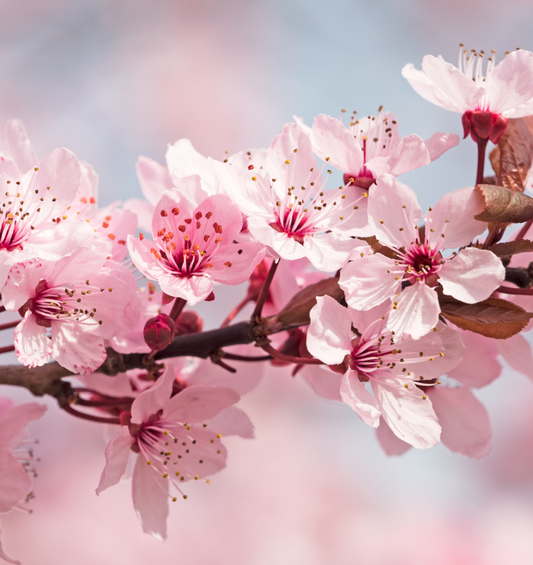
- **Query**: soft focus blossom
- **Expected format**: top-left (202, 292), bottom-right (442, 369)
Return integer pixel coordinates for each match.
top-left (127, 178), bottom-right (265, 305)
top-left (307, 296), bottom-right (464, 448)
top-left (339, 174), bottom-right (505, 339)
top-left (96, 364), bottom-right (240, 539)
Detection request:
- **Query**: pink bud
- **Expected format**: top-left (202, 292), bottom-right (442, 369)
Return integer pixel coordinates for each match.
top-left (143, 314), bottom-right (175, 351)
top-left (174, 311), bottom-right (203, 336)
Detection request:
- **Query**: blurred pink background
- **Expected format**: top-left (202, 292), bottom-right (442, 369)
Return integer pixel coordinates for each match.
top-left (1, 0), bottom-right (533, 563)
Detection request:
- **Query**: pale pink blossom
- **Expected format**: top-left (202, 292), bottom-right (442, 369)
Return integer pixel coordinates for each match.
top-left (402, 48), bottom-right (533, 142)
top-left (127, 180), bottom-right (265, 305)
top-left (340, 174), bottom-right (505, 339)
top-left (212, 123), bottom-right (368, 271)
top-left (310, 109), bottom-right (458, 189)
top-left (307, 296), bottom-right (464, 448)
top-left (3, 248), bottom-right (140, 374)
top-left (96, 364), bottom-right (240, 539)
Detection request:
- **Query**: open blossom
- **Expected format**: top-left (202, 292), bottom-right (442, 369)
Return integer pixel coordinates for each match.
top-left (307, 296), bottom-right (464, 448)
top-left (3, 247), bottom-right (140, 374)
top-left (402, 47), bottom-right (533, 142)
top-left (339, 174), bottom-right (505, 339)
top-left (212, 122), bottom-right (368, 272)
top-left (309, 109), bottom-right (458, 189)
top-left (0, 123), bottom-right (95, 290)
top-left (96, 364), bottom-right (240, 539)
top-left (127, 178), bottom-right (265, 305)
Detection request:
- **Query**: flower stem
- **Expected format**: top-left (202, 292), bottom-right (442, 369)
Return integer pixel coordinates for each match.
top-left (261, 343), bottom-right (323, 365)
top-left (497, 285), bottom-right (533, 295)
top-left (513, 220), bottom-right (533, 242)
top-left (252, 259), bottom-right (279, 319)
top-left (0, 320), bottom-right (20, 331)
top-left (0, 345), bottom-right (15, 354)
top-left (476, 138), bottom-right (488, 186)
top-left (62, 404), bottom-right (121, 424)
top-left (220, 296), bottom-right (252, 328)
top-left (169, 297), bottom-right (187, 322)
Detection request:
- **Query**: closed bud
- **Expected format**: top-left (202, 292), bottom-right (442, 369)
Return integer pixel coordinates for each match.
top-left (143, 314), bottom-right (175, 351)
top-left (174, 311), bottom-right (203, 336)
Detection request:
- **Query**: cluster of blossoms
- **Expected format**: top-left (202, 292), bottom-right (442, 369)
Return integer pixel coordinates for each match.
top-left (2, 45), bottom-right (533, 562)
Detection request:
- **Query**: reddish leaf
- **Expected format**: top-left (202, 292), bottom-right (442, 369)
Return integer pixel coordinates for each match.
top-left (494, 117), bottom-right (533, 192)
top-left (475, 184), bottom-right (533, 223)
top-left (274, 277), bottom-right (344, 329)
top-left (488, 239), bottom-right (533, 257)
top-left (438, 292), bottom-right (533, 339)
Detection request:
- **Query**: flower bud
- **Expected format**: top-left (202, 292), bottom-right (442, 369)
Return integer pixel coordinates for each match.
top-left (174, 311), bottom-right (203, 336)
top-left (143, 314), bottom-right (175, 351)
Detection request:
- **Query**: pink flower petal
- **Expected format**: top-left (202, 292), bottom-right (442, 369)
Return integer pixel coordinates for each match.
top-left (0, 119), bottom-right (37, 173)
top-left (424, 132), bottom-right (460, 162)
top-left (340, 370), bottom-right (380, 427)
top-left (368, 174), bottom-right (422, 248)
top-left (247, 216), bottom-right (307, 261)
top-left (51, 323), bottom-right (106, 375)
top-left (136, 155), bottom-right (174, 207)
top-left (266, 123), bottom-right (320, 192)
top-left (301, 365), bottom-right (342, 402)
top-left (171, 174), bottom-right (209, 209)
top-left (0, 520), bottom-right (21, 565)
top-left (340, 252), bottom-right (400, 311)
top-left (124, 198), bottom-right (153, 232)
top-left (367, 134), bottom-right (430, 178)
top-left (311, 114), bottom-right (363, 176)
top-left (132, 455), bottom-right (169, 540)
top-left (497, 333), bottom-right (533, 382)
top-left (302, 231), bottom-right (358, 271)
top-left (387, 281), bottom-right (440, 340)
top-left (402, 63), bottom-right (463, 112)
top-left (375, 417), bottom-right (412, 456)
top-left (158, 272), bottom-right (214, 305)
top-left (0, 403), bottom-right (46, 452)
top-left (14, 315), bottom-right (52, 369)
top-left (307, 295), bottom-right (352, 364)
top-left (427, 386), bottom-right (491, 458)
top-left (425, 186), bottom-right (486, 250)
top-left (78, 372), bottom-right (134, 398)
top-left (96, 426), bottom-right (135, 495)
top-left (162, 385), bottom-right (240, 423)
top-left (0, 452), bottom-right (33, 513)
top-left (131, 364), bottom-right (176, 425)
top-left (203, 406), bottom-right (254, 439)
top-left (447, 328), bottom-right (501, 388)
top-left (485, 50), bottom-right (533, 117)
top-left (373, 382), bottom-right (441, 449)
top-left (439, 247), bottom-right (505, 303)
top-left (208, 241), bottom-right (266, 285)
top-left (421, 55), bottom-right (484, 113)
top-left (165, 139), bottom-right (216, 195)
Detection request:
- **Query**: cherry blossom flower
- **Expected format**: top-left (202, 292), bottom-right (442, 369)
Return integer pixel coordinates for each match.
top-left (339, 174), bottom-right (505, 339)
top-left (0, 396), bottom-right (46, 565)
top-left (212, 122), bottom-right (368, 271)
top-left (402, 47), bottom-right (533, 143)
top-left (127, 179), bottom-right (265, 305)
top-left (0, 133), bottom-right (95, 291)
top-left (309, 109), bottom-right (458, 189)
top-left (96, 364), bottom-right (240, 539)
top-left (307, 296), bottom-right (464, 448)
top-left (3, 248), bottom-right (140, 374)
